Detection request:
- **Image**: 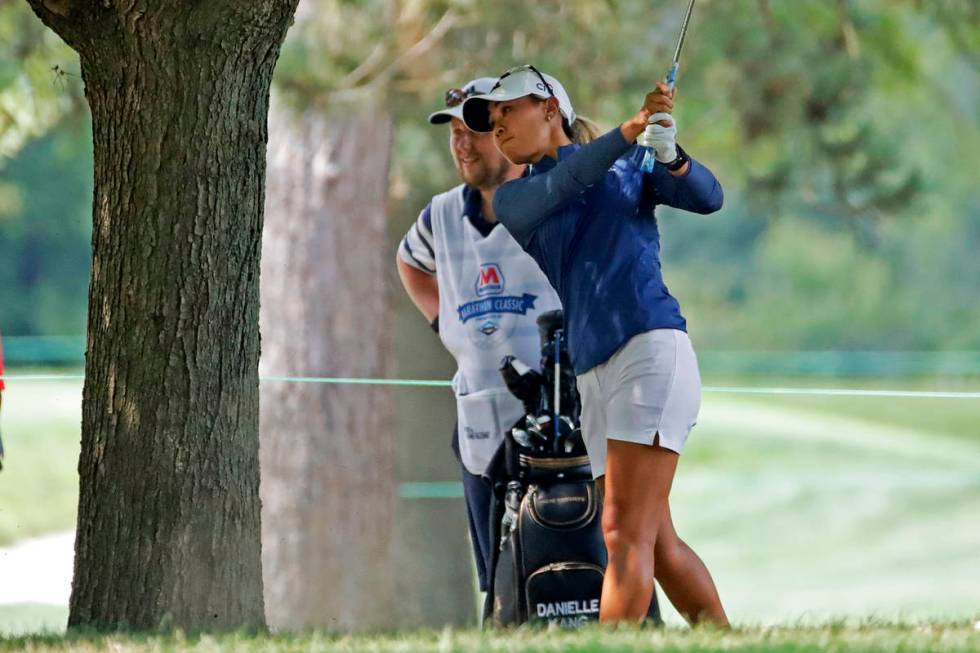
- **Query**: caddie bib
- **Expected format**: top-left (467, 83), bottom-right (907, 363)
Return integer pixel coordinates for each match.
top-left (430, 185), bottom-right (561, 474)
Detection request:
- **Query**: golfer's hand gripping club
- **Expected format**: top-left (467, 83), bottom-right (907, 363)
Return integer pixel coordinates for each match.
top-left (639, 81), bottom-right (678, 171)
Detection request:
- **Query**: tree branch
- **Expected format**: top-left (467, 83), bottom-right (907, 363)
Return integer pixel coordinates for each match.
top-left (40, 0), bottom-right (69, 16)
top-left (336, 41), bottom-right (389, 90)
top-left (22, 0), bottom-right (63, 30)
top-left (21, 0), bottom-right (113, 53)
top-left (837, 0), bottom-right (861, 60)
top-left (376, 8), bottom-right (458, 83)
top-left (757, 0), bottom-right (779, 47)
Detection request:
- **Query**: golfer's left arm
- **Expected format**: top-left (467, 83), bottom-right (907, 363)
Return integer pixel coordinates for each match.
top-left (632, 82), bottom-right (723, 214)
top-left (649, 155), bottom-right (723, 214)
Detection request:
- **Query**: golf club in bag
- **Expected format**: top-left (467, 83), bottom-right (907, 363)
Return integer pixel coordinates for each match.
top-left (483, 310), bottom-right (662, 627)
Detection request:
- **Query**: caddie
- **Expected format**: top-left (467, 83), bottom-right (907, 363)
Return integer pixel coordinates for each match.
top-left (395, 77), bottom-right (561, 593)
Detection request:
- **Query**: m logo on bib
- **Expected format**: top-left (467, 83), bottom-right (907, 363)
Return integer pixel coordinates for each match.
top-left (476, 263), bottom-right (505, 297)
top-left (455, 262), bottom-right (539, 349)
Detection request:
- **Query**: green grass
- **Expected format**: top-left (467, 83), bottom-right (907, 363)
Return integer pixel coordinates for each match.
top-left (701, 374), bottom-right (980, 443)
top-left (0, 605), bottom-right (67, 639)
top-left (669, 387), bottom-right (980, 626)
top-left (1, 622), bottom-right (980, 653)
top-left (0, 378), bottom-right (82, 545)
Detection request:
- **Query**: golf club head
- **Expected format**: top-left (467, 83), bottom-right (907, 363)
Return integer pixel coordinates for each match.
top-left (511, 427), bottom-right (534, 450)
top-left (526, 413), bottom-right (551, 432)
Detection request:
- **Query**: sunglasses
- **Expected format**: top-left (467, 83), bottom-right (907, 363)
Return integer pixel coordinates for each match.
top-left (492, 64), bottom-right (554, 98)
top-left (444, 84), bottom-right (482, 108)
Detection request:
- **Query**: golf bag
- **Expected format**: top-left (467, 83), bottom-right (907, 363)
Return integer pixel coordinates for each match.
top-left (483, 310), bottom-right (661, 628)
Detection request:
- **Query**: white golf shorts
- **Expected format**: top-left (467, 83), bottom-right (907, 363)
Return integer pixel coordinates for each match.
top-left (576, 329), bottom-right (702, 478)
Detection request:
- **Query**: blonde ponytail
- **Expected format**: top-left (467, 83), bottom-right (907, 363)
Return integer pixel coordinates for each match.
top-left (565, 115), bottom-right (601, 145)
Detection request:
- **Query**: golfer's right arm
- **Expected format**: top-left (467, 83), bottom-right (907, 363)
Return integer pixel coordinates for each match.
top-left (494, 86), bottom-right (677, 243)
top-left (396, 204), bottom-right (439, 324)
top-left (493, 128), bottom-right (632, 243)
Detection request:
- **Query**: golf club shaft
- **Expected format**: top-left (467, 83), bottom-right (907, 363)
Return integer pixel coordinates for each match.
top-left (641, 0), bottom-right (696, 171)
top-left (554, 330), bottom-right (561, 447)
top-left (666, 0), bottom-right (696, 90)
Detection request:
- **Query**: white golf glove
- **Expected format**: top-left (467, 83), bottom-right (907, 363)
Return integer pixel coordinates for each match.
top-left (640, 112), bottom-right (677, 163)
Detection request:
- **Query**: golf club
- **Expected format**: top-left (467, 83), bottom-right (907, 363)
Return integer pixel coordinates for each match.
top-left (641, 0), bottom-right (696, 172)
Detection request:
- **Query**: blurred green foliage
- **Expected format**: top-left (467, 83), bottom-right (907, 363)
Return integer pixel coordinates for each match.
top-left (381, 0), bottom-right (980, 351)
top-left (0, 122), bottom-right (91, 335)
top-left (0, 0), bottom-right (977, 352)
top-left (0, 0), bottom-right (81, 158)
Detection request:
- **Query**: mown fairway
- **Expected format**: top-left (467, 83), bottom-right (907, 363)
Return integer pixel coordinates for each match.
top-left (0, 379), bottom-right (81, 546)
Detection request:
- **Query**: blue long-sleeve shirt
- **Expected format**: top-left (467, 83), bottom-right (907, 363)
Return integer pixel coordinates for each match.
top-left (493, 127), bottom-right (723, 374)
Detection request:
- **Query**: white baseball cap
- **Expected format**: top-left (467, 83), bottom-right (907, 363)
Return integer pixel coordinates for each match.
top-left (428, 77), bottom-right (498, 125)
top-left (462, 65), bottom-right (576, 134)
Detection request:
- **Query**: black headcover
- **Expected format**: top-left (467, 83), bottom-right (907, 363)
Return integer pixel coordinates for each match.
top-left (499, 355), bottom-right (544, 416)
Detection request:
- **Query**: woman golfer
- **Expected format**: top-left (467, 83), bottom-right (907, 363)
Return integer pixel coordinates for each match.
top-left (462, 65), bottom-right (728, 625)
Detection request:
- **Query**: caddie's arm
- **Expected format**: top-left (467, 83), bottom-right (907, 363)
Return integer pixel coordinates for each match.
top-left (397, 204), bottom-right (440, 328)
top-left (396, 255), bottom-right (439, 325)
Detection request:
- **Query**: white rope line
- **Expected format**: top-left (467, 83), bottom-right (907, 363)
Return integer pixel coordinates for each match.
top-left (2, 374), bottom-right (978, 399)
top-left (702, 386), bottom-right (980, 399)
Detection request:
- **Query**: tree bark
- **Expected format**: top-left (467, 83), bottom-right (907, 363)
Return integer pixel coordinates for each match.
top-left (259, 92), bottom-right (397, 631)
top-left (24, 0), bottom-right (299, 631)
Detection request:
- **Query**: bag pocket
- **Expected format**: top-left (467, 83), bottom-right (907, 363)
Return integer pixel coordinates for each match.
top-left (526, 481), bottom-right (597, 530)
top-left (525, 562), bottom-right (604, 627)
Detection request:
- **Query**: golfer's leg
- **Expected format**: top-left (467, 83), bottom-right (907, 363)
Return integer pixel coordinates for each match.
top-left (599, 439), bottom-right (677, 623)
top-left (654, 505), bottom-right (729, 626)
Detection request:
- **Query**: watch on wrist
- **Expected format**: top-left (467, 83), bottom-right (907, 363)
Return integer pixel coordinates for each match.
top-left (665, 144), bottom-right (689, 172)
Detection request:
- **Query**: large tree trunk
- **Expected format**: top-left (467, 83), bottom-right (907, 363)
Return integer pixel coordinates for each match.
top-left (25, 0), bottom-right (299, 631)
top-left (259, 92), bottom-right (397, 630)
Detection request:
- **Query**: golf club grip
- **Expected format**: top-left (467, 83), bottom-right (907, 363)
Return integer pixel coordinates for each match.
top-left (666, 61), bottom-right (679, 91)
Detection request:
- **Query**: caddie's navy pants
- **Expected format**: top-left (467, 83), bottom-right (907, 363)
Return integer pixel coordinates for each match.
top-left (453, 425), bottom-right (494, 591)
